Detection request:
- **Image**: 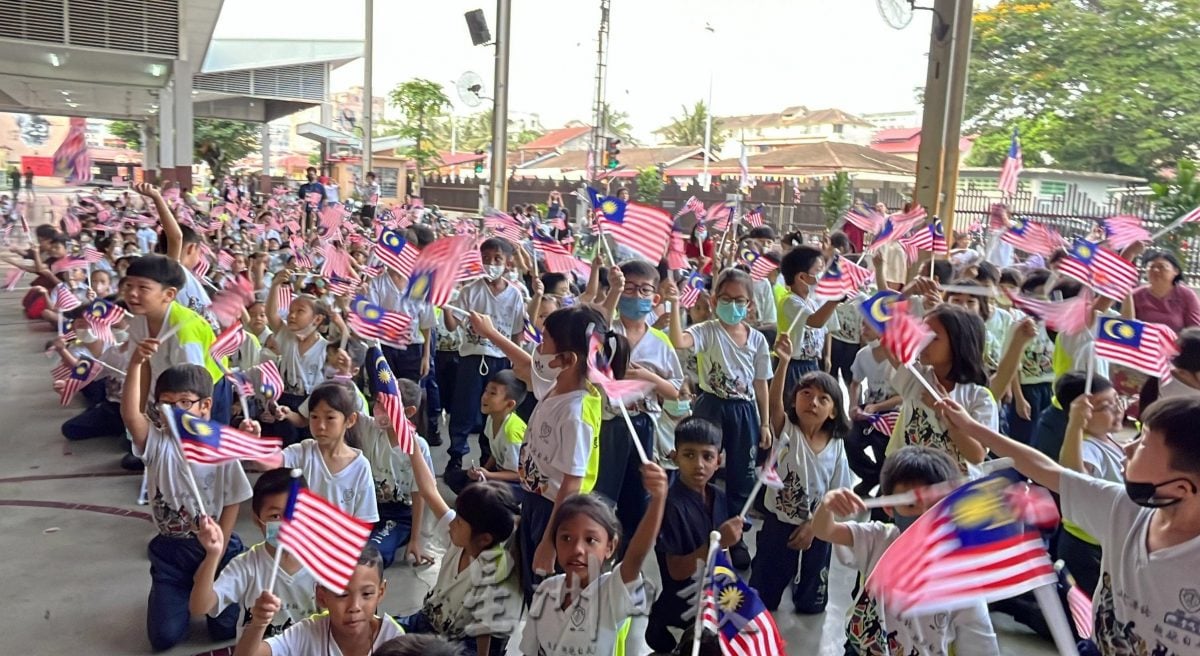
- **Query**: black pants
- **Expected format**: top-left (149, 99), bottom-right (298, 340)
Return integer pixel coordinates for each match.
top-left (448, 354), bottom-right (510, 460)
top-left (830, 339), bottom-right (859, 384)
top-left (845, 419), bottom-right (889, 497)
top-left (1057, 527), bottom-right (1102, 597)
top-left (594, 413), bottom-right (654, 556)
top-left (748, 513), bottom-right (832, 613)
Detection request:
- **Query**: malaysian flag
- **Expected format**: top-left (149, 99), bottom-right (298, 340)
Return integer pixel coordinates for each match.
top-left (484, 211), bottom-right (526, 245)
top-left (1004, 288), bottom-right (1093, 336)
top-left (866, 214), bottom-right (924, 252)
top-left (326, 275), bottom-right (362, 298)
top-left (1103, 215), bottom-right (1151, 251)
top-left (57, 359), bottom-right (99, 406)
top-left (1000, 217), bottom-right (1063, 257)
top-left (815, 255), bottom-right (872, 299)
top-left (348, 296), bottom-right (413, 345)
top-left (278, 480), bottom-right (374, 595)
top-left (876, 301), bottom-right (932, 365)
top-left (230, 370), bottom-right (255, 399)
top-left (193, 257), bottom-right (211, 280)
top-left (216, 250), bottom-right (235, 271)
top-left (209, 323), bottom-right (245, 362)
top-left (321, 243), bottom-right (354, 280)
top-left (457, 247), bottom-right (485, 282)
top-left (865, 471), bottom-right (1057, 617)
top-left (586, 187), bottom-right (626, 224)
top-left (254, 360), bottom-right (284, 400)
top-left (859, 290), bottom-right (903, 334)
top-left (1095, 316), bottom-right (1178, 380)
top-left (904, 220), bottom-right (947, 254)
top-left (51, 284), bottom-right (81, 312)
top-left (843, 208), bottom-right (885, 234)
top-left (3, 267), bottom-right (23, 291)
top-left (522, 318), bottom-right (542, 345)
top-left (531, 231), bottom-right (576, 274)
top-left (601, 201), bottom-right (674, 262)
top-left (365, 346), bottom-right (416, 454)
top-left (998, 128), bottom-right (1023, 197)
top-left (405, 236), bottom-right (474, 306)
top-left (50, 256), bottom-right (89, 275)
top-left (756, 435), bottom-right (788, 490)
top-left (706, 202), bottom-right (732, 232)
top-left (684, 196), bottom-right (707, 219)
top-left (375, 229), bottom-right (419, 276)
top-left (586, 329), bottom-right (656, 406)
top-left (80, 245), bottom-right (105, 263)
top-left (744, 205), bottom-right (765, 228)
top-left (701, 551), bottom-right (786, 656)
top-left (274, 283), bottom-right (293, 317)
top-left (678, 271), bottom-right (706, 308)
top-left (1058, 238), bottom-right (1139, 300)
top-left (62, 211), bottom-right (82, 237)
top-left (169, 406), bottom-right (281, 465)
top-left (869, 411), bottom-right (899, 437)
top-left (1065, 576), bottom-right (1093, 640)
top-left (739, 249), bottom-right (778, 281)
top-left (84, 299), bottom-right (125, 346)
top-left (667, 233), bottom-right (689, 270)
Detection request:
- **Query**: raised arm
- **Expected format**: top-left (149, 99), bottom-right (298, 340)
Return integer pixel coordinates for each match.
top-left (768, 334), bottom-right (793, 437)
top-left (937, 398), bottom-right (1065, 492)
top-left (265, 272), bottom-right (287, 333)
top-left (121, 340), bottom-right (154, 451)
top-left (812, 488), bottom-right (865, 547)
top-left (619, 464), bottom-right (668, 583)
top-left (662, 279), bottom-right (695, 350)
top-left (134, 183), bottom-right (182, 261)
top-left (404, 435), bottom-right (451, 520)
top-left (1059, 395), bottom-right (1092, 474)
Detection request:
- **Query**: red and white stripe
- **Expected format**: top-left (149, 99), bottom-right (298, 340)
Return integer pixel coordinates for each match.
top-left (1058, 246), bottom-right (1138, 300)
top-left (880, 309), bottom-right (933, 366)
top-left (602, 202), bottom-right (674, 261)
top-left (278, 488), bottom-right (374, 594)
top-left (723, 614), bottom-right (786, 656)
top-left (209, 324), bottom-right (245, 361)
top-left (1067, 584), bottom-right (1093, 639)
top-left (1094, 318), bottom-right (1177, 380)
top-left (180, 427), bottom-right (282, 465)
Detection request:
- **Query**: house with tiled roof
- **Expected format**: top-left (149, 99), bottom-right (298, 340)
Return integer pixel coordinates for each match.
top-left (870, 127), bottom-right (975, 162)
top-left (515, 145), bottom-right (715, 180)
top-left (513, 124), bottom-right (592, 165)
top-left (653, 106), bottom-right (876, 159)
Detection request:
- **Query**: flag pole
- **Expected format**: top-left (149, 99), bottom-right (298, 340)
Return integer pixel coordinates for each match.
top-left (617, 403), bottom-right (651, 465)
top-left (1084, 314), bottom-right (1098, 395)
top-left (905, 363), bottom-right (944, 401)
top-left (161, 404), bottom-right (208, 518)
top-left (265, 468), bottom-right (303, 594)
top-left (1033, 583), bottom-right (1082, 656)
top-left (690, 531), bottom-right (722, 656)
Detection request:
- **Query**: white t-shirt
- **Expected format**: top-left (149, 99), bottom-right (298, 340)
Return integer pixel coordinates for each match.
top-left (178, 267), bottom-right (214, 320)
top-left (521, 571), bottom-right (649, 656)
top-left (837, 521), bottom-right (1000, 655)
top-left (781, 292), bottom-right (839, 361)
top-left (273, 330), bottom-right (328, 396)
top-left (685, 320), bottom-right (773, 400)
top-left (126, 303), bottom-right (213, 389)
top-left (850, 344), bottom-right (897, 406)
top-left (519, 390), bottom-right (594, 501)
top-left (365, 274), bottom-right (435, 347)
top-left (359, 424), bottom-right (432, 507)
top-left (751, 277), bottom-right (777, 326)
top-left (1081, 437), bottom-right (1126, 484)
top-left (886, 366), bottom-right (998, 475)
top-left (765, 421), bottom-right (853, 525)
top-left (457, 279), bottom-right (526, 358)
top-left (830, 296), bottom-right (864, 345)
top-left (485, 413), bottom-right (525, 473)
top-left (605, 324), bottom-right (683, 418)
top-left (281, 440), bottom-right (379, 522)
top-left (421, 511), bottom-right (522, 640)
top-left (135, 425), bottom-right (253, 537)
top-left (264, 613), bottom-right (404, 656)
top-left (209, 541), bottom-right (318, 638)
top-left (1061, 469), bottom-right (1200, 656)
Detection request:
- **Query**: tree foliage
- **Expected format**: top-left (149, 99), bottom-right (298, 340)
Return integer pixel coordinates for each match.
top-left (388, 79), bottom-right (451, 187)
top-left (820, 172), bottom-right (852, 231)
top-left (661, 101), bottom-right (724, 151)
top-left (633, 167), bottom-right (664, 203)
top-left (965, 0), bottom-right (1200, 176)
top-left (425, 110), bottom-right (543, 153)
top-left (1149, 159), bottom-right (1200, 262)
top-left (109, 120), bottom-right (142, 150)
top-left (108, 118), bottom-right (258, 178)
top-left (601, 102), bottom-right (637, 146)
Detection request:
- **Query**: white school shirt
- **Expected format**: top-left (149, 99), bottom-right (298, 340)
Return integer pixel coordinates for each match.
top-left (264, 613), bottom-right (404, 656)
top-left (1080, 437), bottom-right (1126, 484)
top-left (1004, 308), bottom-right (1055, 385)
top-left (751, 277), bottom-right (777, 326)
top-left (605, 323), bottom-right (683, 418)
top-left (126, 305), bottom-right (210, 387)
top-left (364, 274), bottom-right (435, 347)
top-left (281, 440), bottom-right (379, 522)
top-left (885, 366), bottom-right (998, 475)
top-left (685, 320), bottom-right (773, 400)
top-left (850, 344), bottom-right (897, 407)
top-left (521, 571), bottom-right (649, 656)
top-left (519, 389), bottom-right (594, 502)
top-left (359, 424), bottom-right (432, 507)
top-left (1058, 324), bottom-right (1110, 380)
top-left (837, 521), bottom-right (1000, 655)
top-left (781, 292), bottom-right (839, 361)
top-left (135, 425), bottom-right (253, 537)
top-left (984, 308), bottom-right (1015, 374)
top-left (1061, 469), bottom-right (1200, 656)
top-left (420, 511), bottom-right (522, 640)
top-left (178, 267), bottom-right (219, 328)
top-left (485, 413), bottom-right (525, 473)
top-left (765, 421), bottom-right (853, 525)
top-left (273, 330), bottom-right (327, 396)
top-left (457, 279), bottom-right (526, 358)
top-left (209, 541), bottom-right (318, 638)
top-left (830, 296), bottom-right (864, 345)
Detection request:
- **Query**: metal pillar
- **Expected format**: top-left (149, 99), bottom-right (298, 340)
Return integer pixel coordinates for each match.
top-left (701, 22), bottom-right (715, 190)
top-left (363, 0), bottom-right (374, 175)
top-left (260, 122), bottom-right (272, 192)
top-left (588, 0), bottom-right (611, 183)
top-left (488, 0), bottom-right (512, 210)
top-left (157, 81), bottom-right (175, 186)
top-left (171, 59), bottom-right (193, 190)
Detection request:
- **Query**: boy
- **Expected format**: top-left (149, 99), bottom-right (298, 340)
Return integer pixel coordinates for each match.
top-left (364, 260), bottom-right (435, 384)
top-left (446, 369), bottom-right (527, 494)
top-left (645, 417), bottom-right (742, 654)
top-left (938, 395), bottom-right (1200, 656)
top-left (812, 446), bottom-right (999, 655)
top-left (189, 468), bottom-right (319, 638)
top-left (442, 238), bottom-right (527, 474)
top-left (779, 245), bottom-right (841, 391)
top-left (846, 320), bottom-right (900, 498)
top-left (374, 634), bottom-right (470, 656)
top-left (235, 545), bottom-right (403, 656)
top-left (121, 360), bottom-right (252, 651)
top-left (133, 182), bottom-right (214, 321)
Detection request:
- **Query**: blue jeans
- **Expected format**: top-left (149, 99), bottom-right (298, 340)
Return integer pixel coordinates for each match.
top-left (369, 503), bottom-right (413, 568)
top-left (62, 399), bottom-right (124, 441)
top-left (594, 413), bottom-right (654, 553)
top-left (448, 354), bottom-right (511, 459)
top-left (146, 532), bottom-right (244, 651)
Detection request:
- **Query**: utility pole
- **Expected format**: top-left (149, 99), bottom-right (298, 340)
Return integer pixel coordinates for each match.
top-left (589, 0), bottom-right (612, 183)
top-left (363, 0), bottom-right (374, 176)
top-left (701, 22), bottom-right (715, 190)
top-left (489, 0), bottom-right (512, 210)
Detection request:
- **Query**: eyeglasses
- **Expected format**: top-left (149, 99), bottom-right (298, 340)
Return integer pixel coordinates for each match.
top-left (623, 284), bottom-right (657, 298)
top-left (170, 398), bottom-right (202, 411)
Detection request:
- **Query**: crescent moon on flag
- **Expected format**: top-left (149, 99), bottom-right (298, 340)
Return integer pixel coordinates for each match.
top-left (713, 566), bottom-right (737, 582)
top-left (869, 296), bottom-right (894, 323)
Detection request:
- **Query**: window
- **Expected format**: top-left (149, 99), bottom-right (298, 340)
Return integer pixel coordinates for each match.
top-left (377, 167), bottom-right (400, 197)
top-left (833, 124), bottom-right (844, 135)
top-left (1040, 180), bottom-right (1067, 197)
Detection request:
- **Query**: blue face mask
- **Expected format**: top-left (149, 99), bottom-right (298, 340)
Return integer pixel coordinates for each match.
top-left (664, 398), bottom-right (691, 416)
top-left (617, 296), bottom-right (654, 320)
top-left (893, 512), bottom-right (919, 533)
top-left (264, 520), bottom-right (282, 547)
top-left (715, 300), bottom-right (748, 325)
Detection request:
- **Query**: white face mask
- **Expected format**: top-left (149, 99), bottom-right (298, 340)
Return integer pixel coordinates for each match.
top-left (486, 265), bottom-right (506, 281)
top-left (530, 348), bottom-right (563, 400)
top-left (294, 323), bottom-right (318, 339)
top-left (112, 328), bottom-right (129, 343)
top-left (77, 328), bottom-right (97, 344)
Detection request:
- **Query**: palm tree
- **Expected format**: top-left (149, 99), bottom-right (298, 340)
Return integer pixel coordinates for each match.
top-left (661, 100), bottom-right (724, 151)
top-left (601, 102), bottom-right (638, 146)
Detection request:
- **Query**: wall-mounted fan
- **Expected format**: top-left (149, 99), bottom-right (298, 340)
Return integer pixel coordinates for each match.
top-left (878, 0), bottom-right (914, 29)
top-left (456, 71), bottom-right (485, 108)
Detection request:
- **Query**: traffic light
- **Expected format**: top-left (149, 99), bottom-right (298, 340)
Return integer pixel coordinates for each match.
top-left (474, 149), bottom-right (485, 175)
top-left (605, 138), bottom-right (621, 170)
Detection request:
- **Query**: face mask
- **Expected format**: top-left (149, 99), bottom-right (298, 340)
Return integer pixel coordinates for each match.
top-left (715, 300), bottom-right (748, 325)
top-left (530, 348), bottom-right (563, 400)
top-left (323, 365), bottom-right (340, 380)
top-left (77, 328), bottom-right (98, 344)
top-left (696, 228), bottom-right (707, 241)
top-left (1124, 478), bottom-right (1195, 508)
top-left (664, 398), bottom-right (691, 416)
top-left (485, 265), bottom-right (505, 281)
top-left (295, 323), bottom-right (318, 339)
top-left (264, 520), bottom-right (282, 547)
top-left (617, 296), bottom-right (654, 320)
top-left (893, 512), bottom-right (919, 532)
top-left (559, 295), bottom-right (576, 308)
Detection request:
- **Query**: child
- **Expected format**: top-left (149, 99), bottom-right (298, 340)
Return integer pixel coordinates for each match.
top-left (812, 446), bottom-right (1000, 655)
top-left (263, 381), bottom-right (379, 523)
top-left (937, 395), bottom-right (1200, 656)
top-left (846, 320), bottom-right (900, 498)
top-left (245, 299), bottom-right (271, 344)
top-left (645, 417), bottom-right (742, 654)
top-left (752, 340), bottom-right (852, 613)
top-left (446, 369), bottom-right (527, 494)
top-left (189, 468), bottom-right (319, 639)
top-left (362, 376), bottom-right (434, 568)
top-left (522, 463), bottom-right (667, 656)
top-left (886, 304), bottom-right (997, 474)
top-left (365, 265), bottom-right (435, 382)
top-left (667, 268), bottom-right (773, 569)
top-left (121, 361), bottom-right (252, 651)
top-left (394, 406), bottom-right (522, 655)
top-left (235, 544), bottom-right (403, 656)
top-left (133, 182), bottom-right (213, 321)
top-left (599, 260), bottom-right (684, 543)
top-left (779, 245), bottom-right (841, 391)
top-left (1004, 272), bottom-right (1056, 443)
top-left (442, 238), bottom-right (527, 474)
top-left (264, 272), bottom-right (330, 443)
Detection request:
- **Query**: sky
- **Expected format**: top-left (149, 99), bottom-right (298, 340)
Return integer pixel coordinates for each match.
top-left (214, 0), bottom-right (943, 141)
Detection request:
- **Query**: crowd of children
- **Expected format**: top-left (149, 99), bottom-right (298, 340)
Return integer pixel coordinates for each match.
top-left (12, 180), bottom-right (1200, 656)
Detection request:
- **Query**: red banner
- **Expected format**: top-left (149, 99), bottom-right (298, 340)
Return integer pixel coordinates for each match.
top-left (20, 156), bottom-right (54, 177)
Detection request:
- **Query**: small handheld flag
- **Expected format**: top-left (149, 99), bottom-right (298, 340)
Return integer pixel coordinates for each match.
top-left (347, 296), bottom-right (413, 345)
top-left (209, 323), bottom-right (246, 362)
top-left (365, 346), bottom-right (416, 454)
top-left (254, 360), bottom-right (284, 399)
top-left (703, 551), bottom-right (787, 656)
top-left (57, 359), bottom-right (99, 406)
top-left (375, 229), bottom-right (419, 276)
top-left (1094, 316), bottom-right (1177, 380)
top-left (169, 406), bottom-right (281, 465)
top-left (278, 481), bottom-right (374, 595)
top-left (405, 235), bottom-right (474, 306)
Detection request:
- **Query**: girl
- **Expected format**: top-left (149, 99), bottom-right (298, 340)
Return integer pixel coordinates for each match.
top-left (264, 270), bottom-right (329, 444)
top-left (751, 337), bottom-right (852, 613)
top-left (262, 382), bottom-right (378, 523)
top-left (886, 304), bottom-right (997, 474)
top-left (847, 320), bottom-right (900, 498)
top-left (1003, 271), bottom-right (1057, 444)
top-left (521, 464), bottom-right (667, 656)
top-left (466, 305), bottom-right (608, 600)
top-left (667, 268), bottom-right (773, 569)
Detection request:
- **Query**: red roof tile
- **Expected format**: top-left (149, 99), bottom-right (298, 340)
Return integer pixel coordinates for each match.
top-left (516, 126), bottom-right (592, 152)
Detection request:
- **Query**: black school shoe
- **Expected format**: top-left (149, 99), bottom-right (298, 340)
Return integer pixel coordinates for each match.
top-left (730, 539), bottom-right (752, 570)
top-left (120, 452), bottom-right (144, 471)
top-left (443, 455), bottom-right (463, 478)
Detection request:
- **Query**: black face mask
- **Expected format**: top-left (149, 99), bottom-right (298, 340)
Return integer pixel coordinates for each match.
top-left (1124, 477), bottom-right (1197, 508)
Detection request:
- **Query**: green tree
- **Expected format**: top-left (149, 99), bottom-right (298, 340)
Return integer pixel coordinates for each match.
top-left (108, 120), bottom-right (142, 149)
top-left (388, 79), bottom-right (452, 189)
top-left (965, 0), bottom-right (1200, 176)
top-left (1149, 159), bottom-right (1200, 263)
top-left (601, 102), bottom-right (637, 146)
top-left (108, 118), bottom-right (258, 179)
top-left (426, 110), bottom-right (543, 153)
top-left (633, 167), bottom-right (664, 203)
top-left (820, 172), bottom-right (852, 231)
top-left (660, 101), bottom-right (724, 152)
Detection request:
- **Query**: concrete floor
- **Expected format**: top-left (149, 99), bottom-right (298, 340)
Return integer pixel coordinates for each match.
top-left (0, 200), bottom-right (1060, 655)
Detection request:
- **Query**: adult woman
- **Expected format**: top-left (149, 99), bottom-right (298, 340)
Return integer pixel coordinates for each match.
top-left (684, 221), bottom-right (714, 274)
top-left (1131, 250), bottom-right (1200, 333)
